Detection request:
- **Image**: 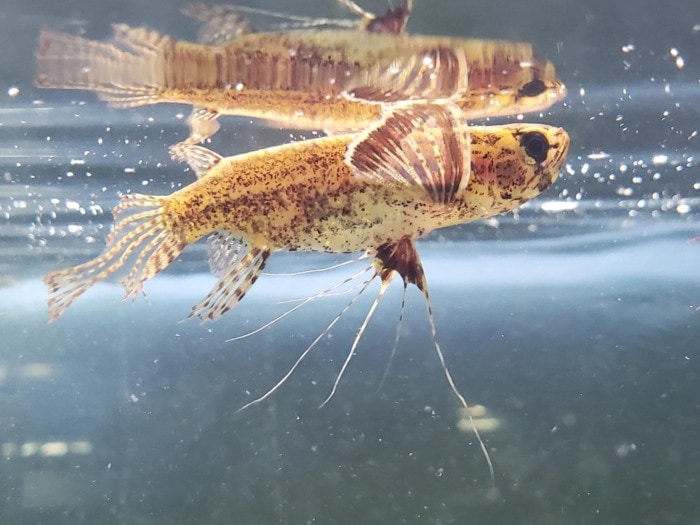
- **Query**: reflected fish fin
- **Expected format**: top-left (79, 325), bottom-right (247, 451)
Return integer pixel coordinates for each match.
top-left (169, 142), bottom-right (223, 178)
top-left (35, 27), bottom-right (168, 107)
top-left (189, 244), bottom-right (271, 322)
top-left (343, 45), bottom-right (468, 102)
top-left (346, 101), bottom-right (470, 204)
top-left (182, 3), bottom-right (256, 45)
top-left (186, 106), bottom-right (221, 144)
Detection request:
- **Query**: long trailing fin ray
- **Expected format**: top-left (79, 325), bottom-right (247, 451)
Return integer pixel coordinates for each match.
top-left (236, 269), bottom-right (379, 413)
top-left (371, 237), bottom-right (495, 486)
top-left (44, 193), bottom-right (185, 322)
top-left (346, 101), bottom-right (470, 204)
top-left (185, 3), bottom-right (359, 31)
top-left (377, 281), bottom-right (408, 392)
top-left (420, 285), bottom-right (496, 489)
top-left (319, 277), bottom-right (392, 408)
top-left (227, 262), bottom-right (374, 343)
top-left (189, 246), bottom-right (271, 322)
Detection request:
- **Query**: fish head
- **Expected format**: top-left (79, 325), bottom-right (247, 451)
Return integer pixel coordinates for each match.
top-left (466, 123), bottom-right (570, 214)
top-left (458, 53), bottom-right (567, 117)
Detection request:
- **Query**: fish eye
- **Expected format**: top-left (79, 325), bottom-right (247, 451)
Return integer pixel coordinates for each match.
top-left (518, 79), bottom-right (547, 98)
top-left (520, 131), bottom-right (550, 163)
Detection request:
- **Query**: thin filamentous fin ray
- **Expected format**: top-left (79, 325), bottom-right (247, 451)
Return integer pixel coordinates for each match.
top-left (376, 282), bottom-right (408, 393)
top-left (226, 263), bottom-right (374, 342)
top-left (263, 255), bottom-right (366, 276)
top-left (420, 287), bottom-right (496, 488)
top-left (236, 271), bottom-right (379, 413)
top-left (319, 277), bottom-right (392, 408)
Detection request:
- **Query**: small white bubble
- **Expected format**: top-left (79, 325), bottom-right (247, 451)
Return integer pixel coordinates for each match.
top-left (676, 204), bottom-right (691, 214)
top-left (8, 86), bottom-right (19, 97)
top-left (652, 154), bottom-right (668, 165)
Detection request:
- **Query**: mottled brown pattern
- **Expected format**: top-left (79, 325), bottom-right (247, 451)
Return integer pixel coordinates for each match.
top-left (44, 107), bottom-right (569, 322)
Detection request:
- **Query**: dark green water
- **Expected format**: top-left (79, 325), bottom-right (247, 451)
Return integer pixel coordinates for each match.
top-left (0, 0), bottom-right (699, 523)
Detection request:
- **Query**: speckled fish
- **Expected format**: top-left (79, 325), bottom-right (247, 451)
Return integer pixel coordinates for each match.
top-left (34, 2), bottom-right (566, 142)
top-left (44, 102), bottom-right (569, 477)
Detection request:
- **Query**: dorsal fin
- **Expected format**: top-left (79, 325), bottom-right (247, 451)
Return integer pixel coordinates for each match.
top-left (182, 3), bottom-right (255, 45)
top-left (169, 142), bottom-right (223, 178)
top-left (346, 101), bottom-right (470, 204)
top-left (344, 45), bottom-right (468, 103)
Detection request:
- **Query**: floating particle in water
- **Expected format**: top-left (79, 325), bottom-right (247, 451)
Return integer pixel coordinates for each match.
top-left (7, 86), bottom-right (19, 97)
top-left (669, 47), bottom-right (685, 69)
top-left (652, 154), bottom-right (669, 165)
top-left (621, 44), bottom-right (635, 53)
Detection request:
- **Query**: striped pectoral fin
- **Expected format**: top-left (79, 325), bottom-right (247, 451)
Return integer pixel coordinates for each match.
top-left (343, 45), bottom-right (467, 103)
top-left (189, 243), bottom-right (271, 322)
top-left (346, 101), bottom-right (470, 204)
top-left (44, 193), bottom-right (185, 322)
top-left (181, 3), bottom-right (255, 45)
top-left (169, 142), bottom-right (223, 178)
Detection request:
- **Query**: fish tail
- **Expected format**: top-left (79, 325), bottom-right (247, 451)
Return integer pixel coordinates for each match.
top-left (44, 194), bottom-right (185, 322)
top-left (35, 26), bottom-right (178, 108)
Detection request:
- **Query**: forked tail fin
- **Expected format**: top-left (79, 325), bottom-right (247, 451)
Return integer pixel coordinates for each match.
top-left (35, 26), bottom-right (178, 108)
top-left (44, 194), bottom-right (186, 322)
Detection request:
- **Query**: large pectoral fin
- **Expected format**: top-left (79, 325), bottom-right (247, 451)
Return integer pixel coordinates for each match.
top-left (344, 46), bottom-right (467, 103)
top-left (346, 101), bottom-right (470, 204)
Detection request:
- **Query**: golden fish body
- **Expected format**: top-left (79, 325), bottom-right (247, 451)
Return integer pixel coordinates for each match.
top-left (45, 102), bottom-right (569, 322)
top-left (35, 23), bottom-right (566, 139)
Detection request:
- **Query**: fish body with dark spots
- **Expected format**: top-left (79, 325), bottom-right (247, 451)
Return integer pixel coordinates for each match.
top-left (44, 101), bottom-right (569, 323)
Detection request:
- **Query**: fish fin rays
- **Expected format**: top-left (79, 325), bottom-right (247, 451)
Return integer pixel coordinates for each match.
top-left (207, 231), bottom-right (247, 278)
top-left (35, 26), bottom-right (169, 107)
top-left (343, 45), bottom-right (467, 103)
top-left (44, 193), bottom-right (184, 322)
top-left (169, 142), bottom-right (223, 178)
top-left (346, 101), bottom-right (470, 204)
top-left (374, 237), bottom-right (497, 487)
top-left (189, 243), bottom-right (271, 322)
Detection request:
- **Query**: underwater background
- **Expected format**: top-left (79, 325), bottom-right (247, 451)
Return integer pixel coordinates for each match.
top-left (1, 0), bottom-right (699, 523)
